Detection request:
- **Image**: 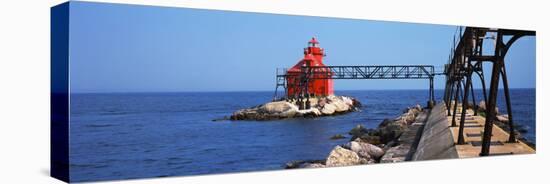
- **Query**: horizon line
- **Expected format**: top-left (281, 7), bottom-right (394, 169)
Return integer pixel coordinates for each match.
top-left (68, 87), bottom-right (536, 94)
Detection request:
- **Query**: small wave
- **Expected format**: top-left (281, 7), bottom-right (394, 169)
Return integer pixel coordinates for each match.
top-left (92, 165), bottom-right (109, 169)
top-left (200, 147), bottom-right (218, 152)
top-left (167, 160), bottom-right (193, 166)
top-left (70, 163), bottom-right (108, 169)
top-left (142, 158), bottom-right (157, 163)
top-left (97, 142), bottom-right (119, 148)
top-left (85, 124), bottom-right (115, 128)
top-left (98, 111), bottom-right (131, 116)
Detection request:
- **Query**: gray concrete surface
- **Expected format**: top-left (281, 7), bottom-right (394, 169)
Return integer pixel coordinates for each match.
top-left (412, 102), bottom-right (458, 160)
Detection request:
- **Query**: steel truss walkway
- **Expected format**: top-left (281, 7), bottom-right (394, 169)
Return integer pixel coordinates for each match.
top-left (273, 65), bottom-right (439, 108)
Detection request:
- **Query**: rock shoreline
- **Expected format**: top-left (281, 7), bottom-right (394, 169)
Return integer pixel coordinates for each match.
top-left (230, 95), bottom-right (361, 121)
top-left (286, 105), bottom-right (424, 169)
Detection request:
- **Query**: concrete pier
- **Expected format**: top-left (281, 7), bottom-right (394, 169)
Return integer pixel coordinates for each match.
top-left (412, 103), bottom-right (459, 160)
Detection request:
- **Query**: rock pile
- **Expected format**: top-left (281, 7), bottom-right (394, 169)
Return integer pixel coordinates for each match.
top-left (286, 105), bottom-right (424, 169)
top-left (230, 95), bottom-right (361, 121)
top-left (349, 105), bottom-right (422, 146)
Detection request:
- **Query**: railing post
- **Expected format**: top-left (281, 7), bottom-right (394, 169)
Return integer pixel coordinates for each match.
top-left (448, 80), bottom-right (455, 116)
top-left (458, 63), bottom-right (472, 145)
top-left (427, 77), bottom-right (434, 108)
top-left (451, 81), bottom-right (461, 127)
top-left (500, 64), bottom-right (517, 142)
top-left (470, 80), bottom-right (477, 116)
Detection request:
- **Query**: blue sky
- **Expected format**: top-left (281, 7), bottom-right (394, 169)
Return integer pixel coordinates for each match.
top-left (69, 2), bottom-right (536, 93)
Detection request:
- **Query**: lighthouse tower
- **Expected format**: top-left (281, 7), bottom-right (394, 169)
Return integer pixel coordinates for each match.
top-left (286, 37), bottom-right (334, 98)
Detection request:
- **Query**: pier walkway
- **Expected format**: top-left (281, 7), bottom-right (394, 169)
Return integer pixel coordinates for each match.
top-left (412, 102), bottom-right (534, 161)
top-left (446, 106), bottom-right (535, 157)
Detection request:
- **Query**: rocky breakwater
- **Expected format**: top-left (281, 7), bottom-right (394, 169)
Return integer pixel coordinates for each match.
top-left (230, 95), bottom-right (361, 121)
top-left (286, 105), bottom-right (423, 168)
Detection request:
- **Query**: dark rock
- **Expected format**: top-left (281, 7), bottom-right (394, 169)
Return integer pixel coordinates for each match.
top-left (212, 116), bottom-right (230, 122)
top-left (382, 140), bottom-right (400, 150)
top-left (378, 119), bottom-right (394, 128)
top-left (285, 160), bottom-right (325, 169)
top-left (352, 98), bottom-right (362, 108)
top-left (378, 119), bottom-right (407, 144)
top-left (517, 127), bottom-right (528, 134)
top-left (348, 124), bottom-right (369, 140)
top-left (301, 163), bottom-right (326, 168)
top-left (355, 135), bottom-right (382, 145)
top-left (330, 134), bottom-right (346, 140)
top-left (285, 160), bottom-right (306, 169)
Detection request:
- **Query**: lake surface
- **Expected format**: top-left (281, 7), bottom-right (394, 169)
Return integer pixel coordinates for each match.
top-left (69, 89), bottom-right (535, 182)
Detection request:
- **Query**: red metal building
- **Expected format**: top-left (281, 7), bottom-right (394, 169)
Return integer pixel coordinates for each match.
top-left (286, 37), bottom-right (334, 97)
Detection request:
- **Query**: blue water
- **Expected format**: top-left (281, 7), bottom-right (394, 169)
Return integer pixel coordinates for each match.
top-left (69, 89), bottom-right (535, 182)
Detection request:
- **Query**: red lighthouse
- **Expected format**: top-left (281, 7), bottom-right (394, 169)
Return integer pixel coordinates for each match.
top-left (286, 37), bottom-right (334, 98)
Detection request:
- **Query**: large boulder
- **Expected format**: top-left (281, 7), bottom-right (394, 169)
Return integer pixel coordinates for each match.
top-left (230, 108), bottom-right (260, 120)
top-left (414, 104), bottom-right (422, 111)
top-left (260, 101), bottom-right (297, 114)
top-left (323, 95), bottom-right (355, 113)
top-left (478, 101), bottom-right (486, 112)
top-left (496, 114), bottom-right (509, 123)
top-left (343, 141), bottom-right (385, 160)
top-left (325, 146), bottom-right (368, 167)
top-left (404, 105), bottom-right (421, 115)
top-left (397, 111), bottom-right (416, 125)
top-left (321, 103), bottom-right (337, 115)
top-left (297, 108), bottom-right (322, 117)
top-left (398, 105), bottom-right (422, 124)
top-left (333, 101), bottom-right (350, 112)
top-left (231, 101), bottom-right (300, 120)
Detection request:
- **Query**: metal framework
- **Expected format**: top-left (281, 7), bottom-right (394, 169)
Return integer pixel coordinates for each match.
top-left (297, 65), bottom-right (434, 79)
top-left (274, 65), bottom-right (437, 108)
top-left (443, 27), bottom-right (535, 156)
